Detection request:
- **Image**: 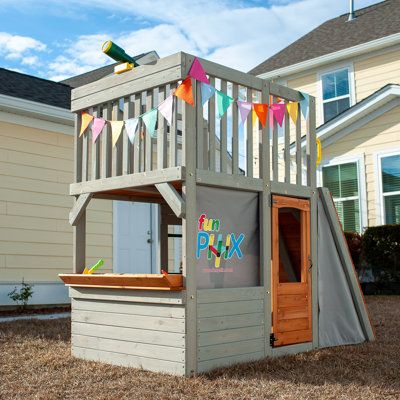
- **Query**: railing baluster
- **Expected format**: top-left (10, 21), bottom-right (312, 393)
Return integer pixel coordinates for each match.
top-left (74, 113), bottom-right (82, 183)
top-left (196, 80), bottom-right (204, 170)
top-left (232, 83), bottom-right (239, 175)
top-left (122, 96), bottom-right (133, 175)
top-left (145, 90), bottom-right (153, 171)
top-left (101, 102), bottom-right (112, 178)
top-left (157, 86), bottom-right (168, 169)
top-left (169, 83), bottom-right (178, 168)
top-left (307, 96), bottom-right (317, 188)
top-left (272, 97), bottom-right (278, 182)
top-left (246, 88), bottom-right (253, 178)
top-left (91, 107), bottom-right (100, 180)
top-left (284, 100), bottom-right (290, 184)
top-left (220, 80), bottom-right (228, 173)
top-left (208, 76), bottom-right (216, 171)
top-left (133, 93), bottom-right (142, 173)
top-left (81, 107), bottom-right (90, 182)
top-left (112, 101), bottom-right (123, 176)
top-left (296, 102), bottom-right (302, 186)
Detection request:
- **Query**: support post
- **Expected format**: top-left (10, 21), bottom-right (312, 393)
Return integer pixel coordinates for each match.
top-left (159, 204), bottom-right (169, 272)
top-left (73, 208), bottom-right (86, 274)
top-left (182, 53), bottom-right (197, 376)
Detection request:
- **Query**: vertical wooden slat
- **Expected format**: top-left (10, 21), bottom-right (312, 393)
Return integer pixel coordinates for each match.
top-left (232, 83), bottom-right (239, 175)
top-left (208, 76), bottom-right (216, 171)
top-left (74, 113), bottom-right (82, 183)
top-left (246, 88), bottom-right (253, 178)
top-left (157, 87), bottom-right (168, 169)
top-left (196, 80), bottom-right (204, 170)
top-left (169, 83), bottom-right (178, 167)
top-left (133, 93), bottom-right (142, 173)
top-left (220, 80), bottom-right (228, 173)
top-left (122, 96), bottom-right (133, 175)
top-left (272, 98), bottom-right (278, 182)
top-left (145, 90), bottom-right (153, 171)
top-left (101, 103), bottom-right (112, 178)
top-left (296, 102), bottom-right (302, 186)
top-left (284, 100), bottom-right (290, 184)
top-left (306, 96), bottom-right (317, 188)
top-left (91, 107), bottom-right (100, 180)
top-left (81, 108), bottom-right (90, 182)
top-left (73, 209), bottom-right (86, 274)
top-left (112, 101), bottom-right (123, 176)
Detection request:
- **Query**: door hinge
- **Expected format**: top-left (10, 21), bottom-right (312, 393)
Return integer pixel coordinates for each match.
top-left (270, 333), bottom-right (277, 347)
top-left (269, 196), bottom-right (277, 207)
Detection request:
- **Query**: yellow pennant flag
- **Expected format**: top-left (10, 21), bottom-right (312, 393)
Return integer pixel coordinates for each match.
top-left (252, 109), bottom-right (257, 125)
top-left (80, 112), bottom-right (94, 137)
top-left (110, 121), bottom-right (124, 147)
top-left (287, 102), bottom-right (299, 124)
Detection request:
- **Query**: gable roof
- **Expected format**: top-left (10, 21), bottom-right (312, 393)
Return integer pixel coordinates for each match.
top-left (0, 68), bottom-right (71, 109)
top-left (250, 0), bottom-right (399, 76)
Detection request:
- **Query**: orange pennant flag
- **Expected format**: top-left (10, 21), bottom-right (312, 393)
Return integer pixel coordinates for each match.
top-left (253, 104), bottom-right (269, 127)
top-left (80, 112), bottom-right (94, 137)
top-left (174, 77), bottom-right (194, 107)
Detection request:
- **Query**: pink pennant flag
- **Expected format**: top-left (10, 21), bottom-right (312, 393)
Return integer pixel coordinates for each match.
top-left (270, 103), bottom-right (286, 127)
top-left (237, 101), bottom-right (252, 125)
top-left (158, 94), bottom-right (174, 125)
top-left (92, 117), bottom-right (106, 143)
top-left (188, 57), bottom-right (209, 84)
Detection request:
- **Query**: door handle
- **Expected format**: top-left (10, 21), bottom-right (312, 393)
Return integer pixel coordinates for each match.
top-left (147, 238), bottom-right (153, 244)
top-left (308, 256), bottom-right (313, 271)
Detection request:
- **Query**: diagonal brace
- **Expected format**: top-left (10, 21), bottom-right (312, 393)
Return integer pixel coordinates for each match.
top-left (155, 183), bottom-right (185, 218)
top-left (69, 193), bottom-right (92, 226)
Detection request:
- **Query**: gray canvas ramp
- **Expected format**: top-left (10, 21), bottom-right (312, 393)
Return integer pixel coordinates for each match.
top-left (317, 188), bottom-right (374, 348)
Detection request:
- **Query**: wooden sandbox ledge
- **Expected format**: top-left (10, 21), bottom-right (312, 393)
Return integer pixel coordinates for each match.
top-left (59, 273), bottom-right (184, 291)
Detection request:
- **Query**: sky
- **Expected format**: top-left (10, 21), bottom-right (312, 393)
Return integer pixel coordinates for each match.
top-left (0, 0), bottom-right (381, 82)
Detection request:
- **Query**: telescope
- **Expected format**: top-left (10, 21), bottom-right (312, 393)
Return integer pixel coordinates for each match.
top-left (102, 41), bottom-right (139, 67)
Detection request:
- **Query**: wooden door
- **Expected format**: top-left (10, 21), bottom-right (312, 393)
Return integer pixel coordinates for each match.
top-left (271, 195), bottom-right (312, 347)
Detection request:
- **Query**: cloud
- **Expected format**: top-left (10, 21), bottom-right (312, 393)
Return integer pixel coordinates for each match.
top-left (0, 32), bottom-right (46, 62)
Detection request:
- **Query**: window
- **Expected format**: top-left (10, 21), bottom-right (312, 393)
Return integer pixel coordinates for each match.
top-left (321, 68), bottom-right (351, 123)
top-left (380, 153), bottom-right (400, 224)
top-left (322, 162), bottom-right (361, 232)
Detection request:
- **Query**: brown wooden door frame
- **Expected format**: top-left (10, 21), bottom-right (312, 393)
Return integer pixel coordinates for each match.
top-left (271, 195), bottom-right (312, 347)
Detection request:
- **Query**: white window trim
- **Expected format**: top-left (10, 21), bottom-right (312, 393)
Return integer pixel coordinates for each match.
top-left (317, 62), bottom-right (356, 125)
top-left (318, 154), bottom-right (367, 231)
top-left (374, 148), bottom-right (400, 225)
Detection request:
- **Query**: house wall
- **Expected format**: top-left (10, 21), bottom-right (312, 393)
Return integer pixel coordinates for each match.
top-left (0, 120), bottom-right (113, 306)
top-left (318, 105), bottom-right (400, 227)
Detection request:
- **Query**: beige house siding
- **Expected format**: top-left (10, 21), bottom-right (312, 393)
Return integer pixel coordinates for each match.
top-left (0, 120), bottom-right (113, 287)
top-left (319, 105), bottom-right (400, 227)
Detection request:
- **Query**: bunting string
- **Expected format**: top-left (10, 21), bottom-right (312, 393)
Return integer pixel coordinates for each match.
top-left (79, 57), bottom-right (310, 146)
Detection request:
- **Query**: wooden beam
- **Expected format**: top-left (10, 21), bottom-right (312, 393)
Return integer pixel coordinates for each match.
top-left (155, 182), bottom-right (185, 218)
top-left (73, 210), bottom-right (86, 274)
top-left (70, 166), bottom-right (184, 195)
top-left (69, 193), bottom-right (92, 226)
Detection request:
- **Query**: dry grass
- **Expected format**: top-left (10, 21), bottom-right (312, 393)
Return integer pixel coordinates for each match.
top-left (0, 296), bottom-right (399, 400)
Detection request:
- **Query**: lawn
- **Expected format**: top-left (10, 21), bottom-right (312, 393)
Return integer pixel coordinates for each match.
top-left (0, 296), bottom-right (399, 400)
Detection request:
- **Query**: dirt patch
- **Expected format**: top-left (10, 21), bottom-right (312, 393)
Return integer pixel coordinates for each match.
top-left (0, 296), bottom-right (399, 400)
top-left (0, 305), bottom-right (71, 317)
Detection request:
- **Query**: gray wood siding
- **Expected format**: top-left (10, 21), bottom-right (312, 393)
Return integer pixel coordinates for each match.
top-left (196, 287), bottom-right (266, 373)
top-left (70, 288), bottom-right (186, 375)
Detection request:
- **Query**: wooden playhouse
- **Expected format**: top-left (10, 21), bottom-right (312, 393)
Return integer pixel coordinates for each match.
top-left (60, 52), bottom-right (374, 376)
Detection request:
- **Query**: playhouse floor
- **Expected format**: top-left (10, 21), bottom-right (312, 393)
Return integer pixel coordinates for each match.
top-left (1, 296), bottom-right (399, 400)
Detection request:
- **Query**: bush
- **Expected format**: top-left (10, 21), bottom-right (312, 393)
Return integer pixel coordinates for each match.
top-left (344, 231), bottom-right (363, 267)
top-left (8, 279), bottom-right (34, 311)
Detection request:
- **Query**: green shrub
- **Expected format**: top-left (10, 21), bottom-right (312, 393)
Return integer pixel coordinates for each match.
top-left (344, 231), bottom-right (363, 267)
top-left (362, 225), bottom-right (400, 282)
top-left (8, 279), bottom-right (34, 310)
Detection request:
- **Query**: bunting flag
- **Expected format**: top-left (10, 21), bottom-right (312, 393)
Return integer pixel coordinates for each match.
top-left (237, 101), bottom-right (252, 124)
top-left (300, 92), bottom-right (309, 120)
top-left (110, 121), bottom-right (124, 147)
top-left (201, 82), bottom-right (216, 105)
top-left (158, 95), bottom-right (174, 125)
top-left (287, 102), bottom-right (299, 124)
top-left (125, 118), bottom-right (139, 144)
top-left (270, 103), bottom-right (286, 127)
top-left (174, 77), bottom-right (194, 106)
top-left (216, 90), bottom-right (234, 118)
top-left (253, 103), bottom-right (268, 128)
top-left (252, 109), bottom-right (258, 125)
top-left (188, 57), bottom-right (209, 84)
top-left (80, 112), bottom-right (94, 137)
top-left (92, 117), bottom-right (106, 143)
top-left (142, 108), bottom-right (158, 137)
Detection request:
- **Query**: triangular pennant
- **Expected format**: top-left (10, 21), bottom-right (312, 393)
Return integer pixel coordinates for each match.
top-left (142, 108), bottom-right (158, 138)
top-left (80, 112), bottom-right (94, 137)
top-left (237, 101), bottom-right (252, 124)
top-left (188, 57), bottom-right (209, 84)
top-left (271, 103), bottom-right (286, 127)
top-left (253, 103), bottom-right (269, 128)
top-left (110, 121), bottom-right (124, 147)
top-left (216, 90), bottom-right (234, 118)
top-left (158, 95), bottom-right (174, 125)
top-left (252, 109), bottom-right (258, 125)
top-left (174, 77), bottom-right (194, 106)
top-left (201, 82), bottom-right (216, 105)
top-left (300, 92), bottom-right (309, 120)
top-left (92, 117), bottom-right (106, 143)
top-left (287, 102), bottom-right (299, 124)
top-left (125, 118), bottom-right (139, 144)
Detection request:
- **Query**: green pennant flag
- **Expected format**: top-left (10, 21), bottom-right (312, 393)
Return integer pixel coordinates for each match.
top-left (216, 90), bottom-right (234, 118)
top-left (142, 108), bottom-right (158, 138)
